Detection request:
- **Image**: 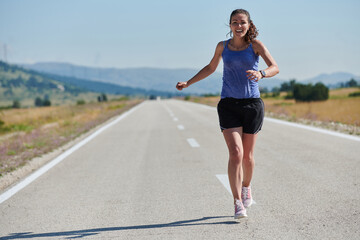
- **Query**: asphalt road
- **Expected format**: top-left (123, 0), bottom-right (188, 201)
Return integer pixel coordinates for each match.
top-left (0, 99), bottom-right (359, 239)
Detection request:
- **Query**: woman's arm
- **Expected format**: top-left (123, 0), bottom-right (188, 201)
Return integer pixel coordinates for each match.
top-left (176, 42), bottom-right (224, 91)
top-left (246, 40), bottom-right (279, 82)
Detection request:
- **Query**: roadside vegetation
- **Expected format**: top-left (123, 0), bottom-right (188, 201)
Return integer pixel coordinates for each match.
top-left (0, 97), bottom-right (142, 177)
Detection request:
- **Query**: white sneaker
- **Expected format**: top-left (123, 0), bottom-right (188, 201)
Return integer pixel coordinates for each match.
top-left (242, 186), bottom-right (253, 208)
top-left (234, 199), bottom-right (247, 219)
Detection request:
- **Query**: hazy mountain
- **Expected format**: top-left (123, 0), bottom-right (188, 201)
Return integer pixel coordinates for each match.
top-left (303, 72), bottom-right (360, 88)
top-left (21, 62), bottom-right (223, 94)
top-left (0, 61), bottom-right (176, 107)
top-left (0, 61), bottom-right (87, 105)
top-left (43, 73), bottom-right (178, 97)
top-left (21, 62), bottom-right (360, 94)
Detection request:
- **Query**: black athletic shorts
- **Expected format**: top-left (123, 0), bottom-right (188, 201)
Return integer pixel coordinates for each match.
top-left (217, 97), bottom-right (264, 134)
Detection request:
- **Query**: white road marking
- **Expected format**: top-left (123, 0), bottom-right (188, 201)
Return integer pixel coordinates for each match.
top-left (187, 138), bottom-right (200, 148)
top-left (0, 102), bottom-right (145, 205)
top-left (173, 117), bottom-right (178, 122)
top-left (265, 117), bottom-right (360, 142)
top-left (216, 174), bottom-right (256, 204)
top-left (175, 100), bottom-right (360, 142)
top-left (177, 125), bottom-right (185, 130)
top-left (162, 104), bottom-right (174, 117)
top-left (216, 174), bottom-right (232, 195)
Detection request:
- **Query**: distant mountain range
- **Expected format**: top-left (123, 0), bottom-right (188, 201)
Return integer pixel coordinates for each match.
top-left (21, 62), bottom-right (360, 94)
top-left (0, 61), bottom-right (86, 105)
top-left (21, 62), bottom-right (222, 94)
top-left (0, 61), bottom-right (176, 107)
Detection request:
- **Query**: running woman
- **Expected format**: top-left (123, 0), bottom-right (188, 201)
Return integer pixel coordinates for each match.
top-left (176, 9), bottom-right (279, 219)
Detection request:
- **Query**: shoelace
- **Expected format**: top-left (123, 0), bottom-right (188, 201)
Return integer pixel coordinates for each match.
top-left (235, 200), bottom-right (244, 211)
top-left (242, 187), bottom-right (251, 200)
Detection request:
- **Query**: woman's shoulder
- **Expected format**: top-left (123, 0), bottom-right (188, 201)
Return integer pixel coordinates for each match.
top-left (251, 39), bottom-right (264, 48)
top-left (251, 40), bottom-right (266, 55)
top-left (214, 41), bottom-right (226, 53)
top-left (217, 40), bottom-right (228, 48)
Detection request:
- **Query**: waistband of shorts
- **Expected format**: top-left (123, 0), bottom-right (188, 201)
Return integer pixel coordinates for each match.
top-left (220, 97), bottom-right (262, 104)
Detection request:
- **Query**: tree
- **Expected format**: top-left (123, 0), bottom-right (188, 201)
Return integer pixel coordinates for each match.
top-left (271, 87), bottom-right (280, 97)
top-left (101, 93), bottom-right (108, 102)
top-left (312, 83), bottom-right (329, 101)
top-left (34, 96), bottom-right (51, 107)
top-left (35, 97), bottom-right (43, 107)
top-left (97, 93), bottom-right (108, 102)
top-left (260, 87), bottom-right (269, 94)
top-left (27, 76), bottom-right (38, 87)
top-left (293, 82), bottom-right (329, 102)
top-left (12, 100), bottom-right (21, 109)
top-left (280, 79), bottom-right (296, 92)
top-left (43, 99), bottom-right (51, 106)
top-left (347, 78), bottom-right (358, 87)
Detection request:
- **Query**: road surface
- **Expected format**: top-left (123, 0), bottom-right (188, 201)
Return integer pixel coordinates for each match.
top-left (0, 99), bottom-right (359, 239)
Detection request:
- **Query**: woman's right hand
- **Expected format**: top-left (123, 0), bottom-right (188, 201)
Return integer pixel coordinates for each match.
top-left (176, 82), bottom-right (188, 91)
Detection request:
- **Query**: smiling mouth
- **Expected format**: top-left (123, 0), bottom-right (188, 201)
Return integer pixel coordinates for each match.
top-left (236, 30), bottom-right (243, 33)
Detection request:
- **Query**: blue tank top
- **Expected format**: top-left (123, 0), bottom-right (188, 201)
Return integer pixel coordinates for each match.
top-left (221, 39), bottom-right (260, 99)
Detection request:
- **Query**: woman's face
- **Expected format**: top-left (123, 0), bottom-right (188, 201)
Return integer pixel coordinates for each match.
top-left (230, 13), bottom-right (249, 38)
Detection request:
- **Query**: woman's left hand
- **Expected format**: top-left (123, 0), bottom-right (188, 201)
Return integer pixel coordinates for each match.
top-left (246, 70), bottom-right (262, 82)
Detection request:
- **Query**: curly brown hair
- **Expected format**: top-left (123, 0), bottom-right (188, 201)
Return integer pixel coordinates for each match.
top-left (228, 9), bottom-right (258, 43)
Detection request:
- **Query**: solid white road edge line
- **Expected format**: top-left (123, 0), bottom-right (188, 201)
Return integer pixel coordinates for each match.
top-left (187, 138), bottom-right (200, 148)
top-left (0, 102), bottom-right (145, 205)
top-left (173, 99), bottom-right (360, 142)
top-left (264, 117), bottom-right (360, 142)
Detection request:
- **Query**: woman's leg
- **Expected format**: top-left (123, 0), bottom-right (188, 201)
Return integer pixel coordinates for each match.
top-left (223, 127), bottom-right (243, 202)
top-left (241, 133), bottom-right (257, 187)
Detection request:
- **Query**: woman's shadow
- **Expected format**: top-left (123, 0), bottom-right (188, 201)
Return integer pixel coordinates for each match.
top-left (0, 216), bottom-right (239, 239)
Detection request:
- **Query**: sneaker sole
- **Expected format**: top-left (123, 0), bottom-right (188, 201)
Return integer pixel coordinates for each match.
top-left (234, 214), bottom-right (247, 219)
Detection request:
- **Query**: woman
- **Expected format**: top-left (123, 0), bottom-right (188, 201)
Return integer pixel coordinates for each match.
top-left (176, 9), bottom-right (279, 218)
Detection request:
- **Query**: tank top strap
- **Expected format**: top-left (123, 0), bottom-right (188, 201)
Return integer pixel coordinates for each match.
top-left (223, 39), bottom-right (230, 49)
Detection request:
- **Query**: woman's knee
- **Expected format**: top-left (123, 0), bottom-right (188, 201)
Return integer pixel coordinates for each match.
top-left (243, 152), bottom-right (254, 165)
top-left (228, 146), bottom-right (243, 164)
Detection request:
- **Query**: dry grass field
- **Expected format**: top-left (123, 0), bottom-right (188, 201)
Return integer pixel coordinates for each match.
top-left (185, 88), bottom-right (360, 134)
top-left (0, 98), bottom-right (143, 176)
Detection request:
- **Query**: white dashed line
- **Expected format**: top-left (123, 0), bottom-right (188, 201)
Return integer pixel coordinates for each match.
top-left (177, 125), bottom-right (185, 130)
top-left (187, 138), bottom-right (200, 148)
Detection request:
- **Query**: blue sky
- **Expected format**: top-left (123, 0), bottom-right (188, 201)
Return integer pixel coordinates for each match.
top-left (0, 0), bottom-right (359, 80)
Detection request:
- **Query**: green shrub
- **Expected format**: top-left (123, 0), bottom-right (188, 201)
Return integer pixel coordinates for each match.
top-left (293, 82), bottom-right (329, 101)
top-left (77, 99), bottom-right (86, 105)
top-left (349, 92), bottom-right (360, 97)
